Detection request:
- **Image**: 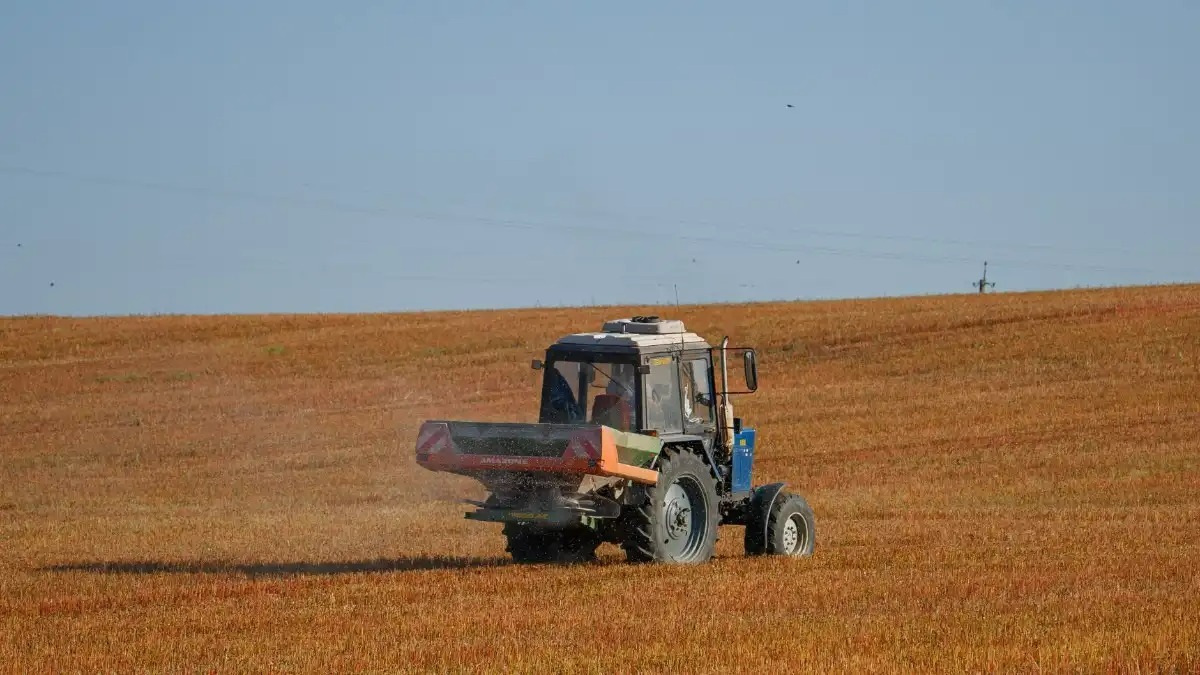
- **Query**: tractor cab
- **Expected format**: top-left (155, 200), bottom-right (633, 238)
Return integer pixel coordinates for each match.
top-left (533, 316), bottom-right (756, 447)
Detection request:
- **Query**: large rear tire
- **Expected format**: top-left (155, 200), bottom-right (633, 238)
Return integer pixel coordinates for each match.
top-left (503, 523), bottom-right (599, 564)
top-left (621, 447), bottom-right (720, 564)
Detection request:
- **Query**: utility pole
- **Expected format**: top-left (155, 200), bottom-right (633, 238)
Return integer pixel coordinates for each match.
top-left (973, 261), bottom-right (996, 294)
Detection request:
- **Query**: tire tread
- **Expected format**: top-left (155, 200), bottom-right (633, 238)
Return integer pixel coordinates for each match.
top-left (765, 492), bottom-right (815, 557)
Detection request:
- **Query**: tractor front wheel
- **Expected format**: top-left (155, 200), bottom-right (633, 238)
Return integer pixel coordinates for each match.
top-left (621, 447), bottom-right (720, 564)
top-left (754, 491), bottom-right (815, 557)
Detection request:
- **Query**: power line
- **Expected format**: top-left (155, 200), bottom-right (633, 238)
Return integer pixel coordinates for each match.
top-left (149, 249), bottom-right (685, 285)
top-left (0, 163), bottom-right (1187, 277)
top-left (10, 162), bottom-right (1191, 260)
top-left (555, 205), bottom-right (1160, 258)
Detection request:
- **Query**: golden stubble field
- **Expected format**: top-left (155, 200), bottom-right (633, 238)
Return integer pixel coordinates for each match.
top-left (2, 284), bottom-right (1198, 673)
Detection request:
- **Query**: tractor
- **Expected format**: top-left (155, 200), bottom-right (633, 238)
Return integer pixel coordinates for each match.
top-left (414, 316), bottom-right (815, 564)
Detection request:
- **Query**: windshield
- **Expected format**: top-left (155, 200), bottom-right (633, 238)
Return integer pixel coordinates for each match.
top-left (540, 358), bottom-right (638, 429)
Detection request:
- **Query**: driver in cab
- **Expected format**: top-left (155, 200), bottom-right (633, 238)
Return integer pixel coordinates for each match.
top-left (593, 363), bottom-right (636, 430)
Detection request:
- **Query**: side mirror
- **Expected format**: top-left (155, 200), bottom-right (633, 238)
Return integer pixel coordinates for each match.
top-left (743, 350), bottom-right (758, 392)
top-left (532, 359), bottom-right (544, 370)
top-left (733, 417), bottom-right (743, 435)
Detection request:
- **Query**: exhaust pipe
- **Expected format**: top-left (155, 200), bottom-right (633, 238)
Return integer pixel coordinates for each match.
top-left (720, 336), bottom-right (734, 452)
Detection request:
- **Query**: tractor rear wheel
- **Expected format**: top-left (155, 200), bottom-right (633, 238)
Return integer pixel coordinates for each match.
top-left (621, 447), bottom-right (720, 564)
top-left (503, 523), bottom-right (599, 564)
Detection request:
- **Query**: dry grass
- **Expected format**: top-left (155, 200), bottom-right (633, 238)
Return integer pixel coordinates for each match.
top-left (2, 284), bottom-right (1199, 673)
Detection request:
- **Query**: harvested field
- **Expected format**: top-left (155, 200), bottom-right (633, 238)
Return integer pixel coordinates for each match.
top-left (2, 284), bottom-right (1199, 673)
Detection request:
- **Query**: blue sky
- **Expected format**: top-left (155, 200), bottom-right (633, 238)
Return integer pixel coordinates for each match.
top-left (2, 1), bottom-right (1197, 316)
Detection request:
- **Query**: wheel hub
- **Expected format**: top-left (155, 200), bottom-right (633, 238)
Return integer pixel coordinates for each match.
top-left (664, 483), bottom-right (693, 540)
top-left (782, 514), bottom-right (803, 554)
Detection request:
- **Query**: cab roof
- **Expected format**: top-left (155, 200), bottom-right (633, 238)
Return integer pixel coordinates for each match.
top-left (551, 316), bottom-right (712, 354)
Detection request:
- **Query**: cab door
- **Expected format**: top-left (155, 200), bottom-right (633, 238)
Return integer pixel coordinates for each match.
top-left (680, 353), bottom-right (716, 436)
top-left (641, 355), bottom-right (683, 435)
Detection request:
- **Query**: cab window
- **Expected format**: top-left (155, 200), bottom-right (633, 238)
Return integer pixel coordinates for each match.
top-left (540, 358), bottom-right (638, 429)
top-left (644, 358), bottom-right (682, 433)
top-left (682, 358), bottom-right (714, 427)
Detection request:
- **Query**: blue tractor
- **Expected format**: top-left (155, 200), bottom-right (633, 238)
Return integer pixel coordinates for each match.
top-left (415, 316), bottom-right (816, 564)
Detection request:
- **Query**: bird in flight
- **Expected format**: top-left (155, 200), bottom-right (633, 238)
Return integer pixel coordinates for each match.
top-left (786, 104), bottom-right (795, 108)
